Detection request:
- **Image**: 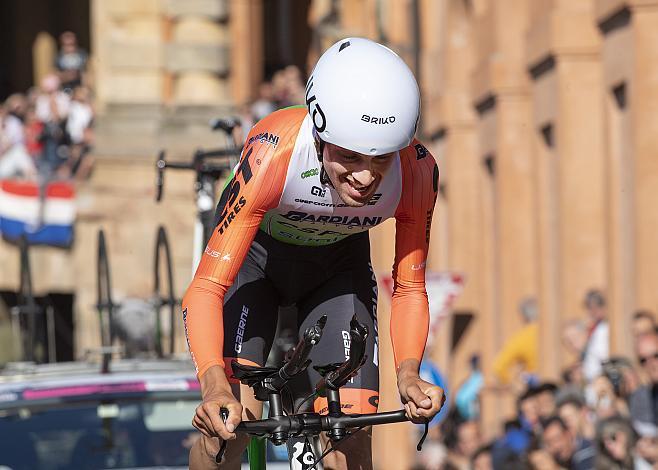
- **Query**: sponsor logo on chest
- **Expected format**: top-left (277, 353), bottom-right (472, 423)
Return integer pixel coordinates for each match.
top-left (281, 211), bottom-right (383, 228)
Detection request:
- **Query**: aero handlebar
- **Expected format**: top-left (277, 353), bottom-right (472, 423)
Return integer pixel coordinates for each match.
top-left (222, 409), bottom-right (408, 438)
top-left (315, 315), bottom-right (368, 396)
top-left (216, 315), bottom-right (431, 465)
top-left (270, 316), bottom-right (327, 391)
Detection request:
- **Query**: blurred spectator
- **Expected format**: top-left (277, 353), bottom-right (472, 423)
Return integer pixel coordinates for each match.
top-left (527, 447), bottom-right (562, 470)
top-left (36, 74), bottom-right (70, 123)
top-left (561, 362), bottom-right (587, 394)
top-left (632, 310), bottom-right (657, 339)
top-left (454, 354), bottom-right (484, 420)
top-left (271, 69), bottom-right (292, 107)
top-left (283, 65), bottom-right (306, 104)
top-left (518, 387), bottom-right (542, 436)
top-left (491, 419), bottom-right (532, 469)
top-left (35, 74), bottom-right (70, 174)
top-left (251, 82), bottom-right (277, 122)
top-left (447, 420), bottom-right (482, 469)
top-left (536, 383), bottom-right (559, 421)
top-left (557, 394), bottom-right (595, 441)
top-left (582, 289), bottom-right (610, 383)
top-left (471, 443), bottom-right (493, 470)
top-left (562, 319), bottom-right (589, 359)
top-left (542, 415), bottom-right (595, 470)
top-left (62, 86), bottom-right (94, 180)
top-left (24, 106), bottom-right (44, 160)
top-left (413, 439), bottom-right (448, 470)
top-left (269, 66), bottom-right (306, 109)
top-left (595, 416), bottom-right (651, 469)
top-left (65, 86), bottom-right (92, 144)
top-left (239, 65), bottom-right (306, 143)
top-left (633, 421), bottom-right (658, 468)
top-left (0, 94), bottom-right (36, 179)
top-left (492, 298), bottom-right (539, 387)
top-left (589, 375), bottom-right (629, 420)
top-left (3, 93), bottom-right (27, 146)
top-left (55, 31), bottom-right (88, 92)
top-left (601, 357), bottom-right (641, 400)
top-left (629, 333), bottom-right (658, 427)
top-left (25, 86), bottom-right (40, 111)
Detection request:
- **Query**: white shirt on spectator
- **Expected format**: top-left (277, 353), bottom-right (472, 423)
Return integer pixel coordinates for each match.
top-left (66, 101), bottom-right (93, 144)
top-left (3, 114), bottom-right (25, 146)
top-left (36, 92), bottom-right (70, 123)
top-left (583, 320), bottom-right (609, 382)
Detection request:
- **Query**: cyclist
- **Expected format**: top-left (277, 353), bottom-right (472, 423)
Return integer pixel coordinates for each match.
top-left (183, 37), bottom-right (444, 469)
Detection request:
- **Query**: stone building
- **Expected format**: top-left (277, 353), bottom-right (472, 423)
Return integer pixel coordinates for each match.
top-left (1, 0), bottom-right (658, 467)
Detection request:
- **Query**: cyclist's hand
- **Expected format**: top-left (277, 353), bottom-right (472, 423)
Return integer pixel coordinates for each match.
top-left (193, 391), bottom-right (242, 440)
top-left (194, 366), bottom-right (243, 440)
top-left (397, 362), bottom-right (445, 424)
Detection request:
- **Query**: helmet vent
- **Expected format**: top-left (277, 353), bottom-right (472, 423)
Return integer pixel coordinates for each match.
top-left (338, 41), bottom-right (351, 52)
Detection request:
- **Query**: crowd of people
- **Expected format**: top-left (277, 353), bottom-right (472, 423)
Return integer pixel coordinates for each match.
top-left (0, 31), bottom-right (94, 182)
top-left (1, 43), bottom-right (308, 182)
top-left (415, 291), bottom-right (658, 470)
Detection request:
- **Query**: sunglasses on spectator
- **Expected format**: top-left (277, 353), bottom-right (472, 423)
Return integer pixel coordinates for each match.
top-left (639, 352), bottom-right (658, 365)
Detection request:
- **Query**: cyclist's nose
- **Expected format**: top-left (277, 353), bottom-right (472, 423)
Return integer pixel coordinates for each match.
top-left (350, 158), bottom-right (377, 187)
top-left (351, 168), bottom-right (375, 187)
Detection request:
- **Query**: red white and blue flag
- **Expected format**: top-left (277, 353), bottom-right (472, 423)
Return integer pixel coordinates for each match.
top-left (0, 180), bottom-right (75, 247)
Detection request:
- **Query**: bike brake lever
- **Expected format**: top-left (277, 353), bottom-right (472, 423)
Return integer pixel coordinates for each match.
top-left (215, 440), bottom-right (227, 464)
top-left (215, 408), bottom-right (230, 463)
top-left (416, 420), bottom-right (429, 451)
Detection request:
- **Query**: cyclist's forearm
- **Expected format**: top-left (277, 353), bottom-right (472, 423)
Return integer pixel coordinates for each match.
top-left (182, 277), bottom-right (228, 378)
top-left (390, 290), bottom-right (429, 368)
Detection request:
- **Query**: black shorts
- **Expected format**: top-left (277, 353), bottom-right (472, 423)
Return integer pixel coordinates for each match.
top-left (221, 230), bottom-right (380, 414)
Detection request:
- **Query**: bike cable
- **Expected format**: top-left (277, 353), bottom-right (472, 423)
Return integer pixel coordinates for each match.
top-left (308, 425), bottom-right (366, 470)
top-left (283, 385), bottom-right (295, 415)
top-left (294, 390), bottom-right (318, 414)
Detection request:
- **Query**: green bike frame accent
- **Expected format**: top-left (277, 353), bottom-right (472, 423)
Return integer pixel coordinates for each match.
top-left (247, 437), bottom-right (267, 469)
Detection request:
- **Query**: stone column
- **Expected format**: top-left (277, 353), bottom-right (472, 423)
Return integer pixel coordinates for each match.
top-left (433, 0), bottom-right (486, 415)
top-left (527, 0), bottom-right (605, 378)
top-left (92, 0), bottom-right (260, 156)
top-left (91, 0), bottom-right (166, 154)
top-left (630, 3), bottom-right (658, 320)
top-left (339, 0), bottom-right (379, 37)
top-left (166, 0), bottom-right (230, 106)
top-left (92, 0), bottom-right (165, 106)
top-left (597, 0), bottom-right (658, 354)
top-left (471, 0), bottom-right (537, 430)
top-left (597, 1), bottom-right (635, 357)
top-left (228, 0), bottom-right (263, 107)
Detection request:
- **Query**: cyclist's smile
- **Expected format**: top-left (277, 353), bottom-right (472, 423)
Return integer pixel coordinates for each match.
top-left (322, 142), bottom-right (395, 207)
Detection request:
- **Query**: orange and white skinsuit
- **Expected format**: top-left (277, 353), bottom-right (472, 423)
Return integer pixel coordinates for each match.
top-left (183, 107), bottom-right (439, 413)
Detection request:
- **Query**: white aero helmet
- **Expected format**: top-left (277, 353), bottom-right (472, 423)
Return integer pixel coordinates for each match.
top-left (305, 37), bottom-right (420, 156)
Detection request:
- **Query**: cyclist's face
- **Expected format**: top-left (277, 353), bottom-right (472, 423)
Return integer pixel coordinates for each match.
top-left (322, 143), bottom-right (396, 207)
